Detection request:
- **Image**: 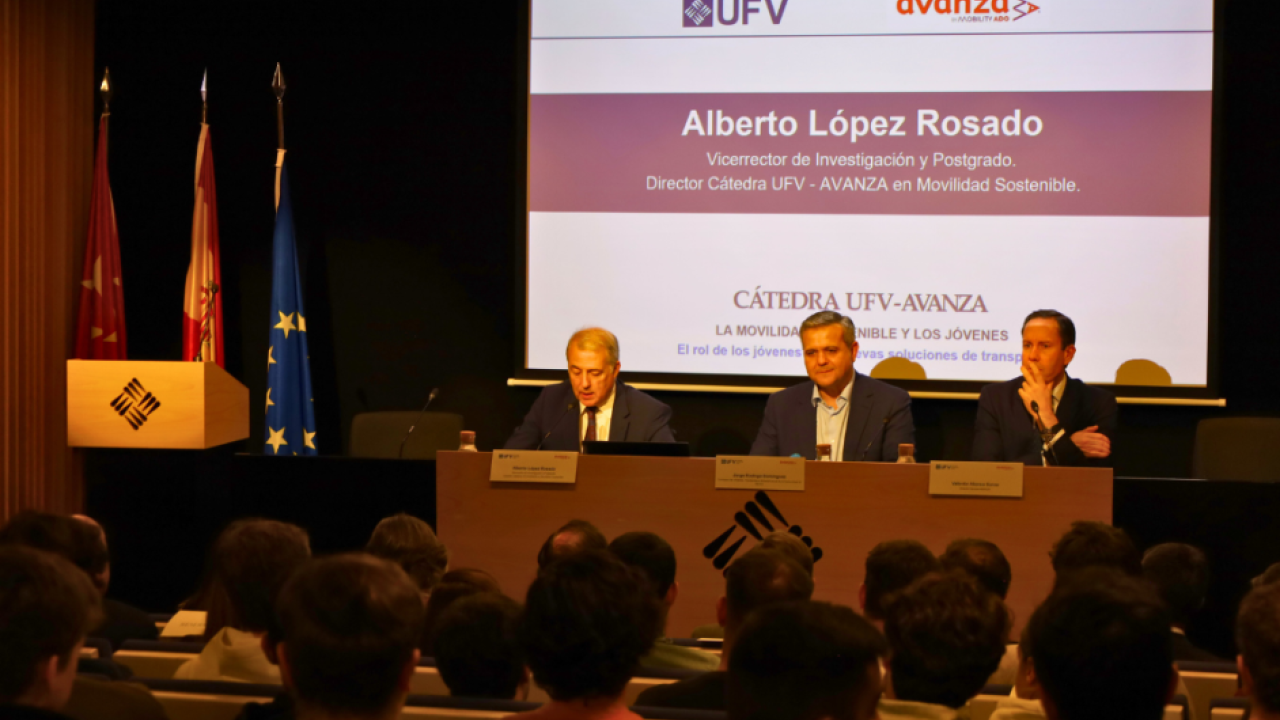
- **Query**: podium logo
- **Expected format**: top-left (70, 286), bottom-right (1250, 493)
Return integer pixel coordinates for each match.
top-left (703, 490), bottom-right (823, 573)
top-left (110, 378), bottom-right (161, 430)
top-left (684, 0), bottom-right (713, 26)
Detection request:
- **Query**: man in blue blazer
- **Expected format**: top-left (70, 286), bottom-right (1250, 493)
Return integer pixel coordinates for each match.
top-left (505, 328), bottom-right (675, 451)
top-left (751, 311), bottom-right (914, 461)
top-left (971, 310), bottom-right (1116, 467)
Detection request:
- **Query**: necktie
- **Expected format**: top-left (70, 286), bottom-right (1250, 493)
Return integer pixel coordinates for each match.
top-left (584, 406), bottom-right (598, 443)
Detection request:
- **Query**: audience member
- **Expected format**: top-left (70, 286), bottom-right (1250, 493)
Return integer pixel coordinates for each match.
top-left (176, 519), bottom-right (311, 683)
top-left (726, 601), bottom-right (885, 720)
top-left (880, 572), bottom-right (1010, 720)
top-left (1142, 542), bottom-right (1222, 662)
top-left (421, 568), bottom-right (501, 655)
top-left (535, 519), bottom-right (607, 569)
top-left (1256, 562), bottom-right (1280, 589)
top-left (0, 546), bottom-right (101, 718)
top-left (860, 540), bottom-right (940, 624)
top-left (510, 550), bottom-right (662, 720)
top-left (1028, 568), bottom-right (1176, 720)
top-left (364, 513), bottom-right (448, 598)
top-left (941, 538), bottom-right (1012, 599)
top-left (433, 593), bottom-right (528, 700)
top-left (1237, 581), bottom-right (1280, 720)
top-left (609, 531), bottom-right (718, 671)
top-left (637, 547), bottom-right (814, 710)
top-left (989, 625), bottom-right (1045, 720)
top-left (274, 555), bottom-right (423, 720)
top-left (759, 532), bottom-right (815, 577)
top-left (1049, 521), bottom-right (1141, 582)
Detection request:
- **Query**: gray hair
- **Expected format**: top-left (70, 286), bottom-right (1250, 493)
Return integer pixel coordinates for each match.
top-left (800, 311), bottom-right (856, 347)
top-left (566, 327), bottom-right (620, 365)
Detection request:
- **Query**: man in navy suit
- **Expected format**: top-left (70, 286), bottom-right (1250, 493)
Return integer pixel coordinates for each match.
top-left (751, 311), bottom-right (913, 461)
top-left (971, 310), bottom-right (1116, 466)
top-left (504, 327), bottom-right (675, 451)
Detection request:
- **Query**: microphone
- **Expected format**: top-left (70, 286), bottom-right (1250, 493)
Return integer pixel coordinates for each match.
top-left (397, 388), bottom-right (439, 459)
top-left (536, 402), bottom-right (577, 451)
top-left (859, 416), bottom-right (890, 460)
top-left (1029, 400), bottom-right (1060, 466)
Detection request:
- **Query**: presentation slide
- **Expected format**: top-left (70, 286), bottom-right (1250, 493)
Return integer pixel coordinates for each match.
top-left (526, 1), bottom-right (1214, 387)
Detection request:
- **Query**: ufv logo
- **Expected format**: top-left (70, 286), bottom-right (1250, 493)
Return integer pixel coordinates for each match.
top-left (684, 0), bottom-right (791, 28)
top-left (720, 458), bottom-right (744, 465)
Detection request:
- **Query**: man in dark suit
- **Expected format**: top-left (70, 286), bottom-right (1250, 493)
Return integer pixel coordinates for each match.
top-left (971, 310), bottom-right (1116, 466)
top-left (751, 311), bottom-right (913, 461)
top-left (505, 327), bottom-right (675, 451)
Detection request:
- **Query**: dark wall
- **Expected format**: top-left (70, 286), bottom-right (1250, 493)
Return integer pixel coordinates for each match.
top-left (95, 1), bottom-right (1280, 475)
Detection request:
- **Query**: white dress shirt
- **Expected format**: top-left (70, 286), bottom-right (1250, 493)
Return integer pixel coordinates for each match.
top-left (812, 376), bottom-right (855, 462)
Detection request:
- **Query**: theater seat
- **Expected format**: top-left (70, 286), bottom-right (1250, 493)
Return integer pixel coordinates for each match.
top-left (1208, 697), bottom-right (1249, 720)
top-left (115, 640), bottom-right (205, 679)
top-left (1192, 417), bottom-right (1280, 481)
top-left (350, 411), bottom-right (464, 460)
top-left (1178, 661), bottom-right (1241, 720)
top-left (968, 684), bottom-right (1013, 720)
top-left (137, 679), bottom-right (279, 720)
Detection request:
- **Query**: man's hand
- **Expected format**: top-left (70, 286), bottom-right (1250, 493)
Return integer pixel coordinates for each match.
top-left (1070, 426), bottom-right (1111, 458)
top-left (1017, 362), bottom-right (1058, 429)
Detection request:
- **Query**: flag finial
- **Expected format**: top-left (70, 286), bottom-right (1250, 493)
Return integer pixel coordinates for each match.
top-left (100, 67), bottom-right (113, 114)
top-left (200, 68), bottom-right (208, 122)
top-left (272, 63), bottom-right (285, 150)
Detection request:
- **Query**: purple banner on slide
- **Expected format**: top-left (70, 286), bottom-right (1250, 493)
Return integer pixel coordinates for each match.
top-left (528, 92), bottom-right (1211, 217)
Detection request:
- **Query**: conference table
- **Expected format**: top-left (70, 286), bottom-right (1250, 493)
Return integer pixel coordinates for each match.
top-left (436, 451), bottom-right (1111, 637)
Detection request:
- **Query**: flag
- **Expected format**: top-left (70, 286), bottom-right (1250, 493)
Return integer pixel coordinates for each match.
top-left (264, 153), bottom-right (318, 456)
top-left (74, 115), bottom-right (127, 359)
top-left (183, 123), bottom-right (225, 366)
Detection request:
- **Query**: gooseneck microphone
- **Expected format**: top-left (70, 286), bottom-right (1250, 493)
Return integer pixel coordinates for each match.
top-left (397, 388), bottom-right (439, 459)
top-left (537, 402), bottom-right (577, 450)
top-left (859, 416), bottom-right (891, 460)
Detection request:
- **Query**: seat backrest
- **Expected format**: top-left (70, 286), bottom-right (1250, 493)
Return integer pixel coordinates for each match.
top-left (1208, 697), bottom-right (1250, 720)
top-left (410, 666), bottom-right (452, 697)
top-left (1192, 417), bottom-right (1280, 481)
top-left (1179, 668), bottom-right (1241, 720)
top-left (350, 411), bottom-right (464, 460)
top-left (115, 649), bottom-right (199, 679)
top-left (138, 679), bottom-right (281, 720)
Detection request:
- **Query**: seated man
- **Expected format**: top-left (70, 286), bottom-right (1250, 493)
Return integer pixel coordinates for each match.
top-left (1142, 542), bottom-right (1223, 662)
top-left (941, 537), bottom-right (1012, 600)
top-left (505, 328), bottom-right (675, 451)
top-left (433, 593), bottom-right (528, 700)
top-left (1050, 521), bottom-right (1141, 584)
top-left (860, 539), bottom-right (940, 628)
top-left (609, 531), bottom-right (718, 671)
top-left (364, 513), bottom-right (449, 600)
top-left (274, 555), bottom-right (424, 720)
top-left (752, 311), bottom-right (913, 461)
top-left (972, 310), bottom-right (1117, 466)
top-left (726, 601), bottom-right (886, 720)
top-left (421, 568), bottom-right (502, 654)
top-left (1028, 568), bottom-right (1177, 720)
top-left (879, 572), bottom-right (1010, 720)
top-left (535, 519), bottom-right (608, 569)
top-left (637, 547), bottom-right (814, 710)
top-left (0, 546), bottom-right (101, 719)
top-left (1237, 581), bottom-right (1280, 720)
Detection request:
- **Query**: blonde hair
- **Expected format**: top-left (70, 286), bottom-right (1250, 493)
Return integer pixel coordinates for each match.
top-left (566, 327), bottom-right (620, 366)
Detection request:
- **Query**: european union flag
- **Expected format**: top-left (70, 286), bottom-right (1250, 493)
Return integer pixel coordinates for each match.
top-left (264, 158), bottom-right (317, 455)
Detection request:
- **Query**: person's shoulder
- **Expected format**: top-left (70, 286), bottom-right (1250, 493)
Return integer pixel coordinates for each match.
top-left (978, 376), bottom-right (1023, 401)
top-left (618, 382), bottom-right (669, 410)
top-left (766, 380), bottom-right (814, 403)
top-left (856, 373), bottom-right (910, 401)
top-left (1069, 376), bottom-right (1116, 404)
top-left (636, 671), bottom-right (726, 709)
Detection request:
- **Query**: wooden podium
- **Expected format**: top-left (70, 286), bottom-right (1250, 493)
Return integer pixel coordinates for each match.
top-left (67, 360), bottom-right (249, 449)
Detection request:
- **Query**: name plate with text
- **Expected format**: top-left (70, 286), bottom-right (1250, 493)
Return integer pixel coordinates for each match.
top-left (929, 461), bottom-right (1024, 498)
top-left (715, 456), bottom-right (805, 491)
top-left (490, 451), bottom-right (579, 483)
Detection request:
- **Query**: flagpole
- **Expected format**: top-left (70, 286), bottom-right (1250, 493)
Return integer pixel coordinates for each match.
top-left (201, 67), bottom-right (207, 124)
top-left (272, 63), bottom-right (285, 150)
top-left (99, 67), bottom-right (112, 123)
top-left (194, 68), bottom-right (218, 363)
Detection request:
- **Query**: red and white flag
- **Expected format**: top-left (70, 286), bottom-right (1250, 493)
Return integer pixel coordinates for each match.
top-left (182, 123), bottom-right (224, 365)
top-left (74, 115), bottom-right (127, 360)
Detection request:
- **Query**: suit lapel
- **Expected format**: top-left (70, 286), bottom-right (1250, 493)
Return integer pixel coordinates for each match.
top-left (843, 374), bottom-right (875, 461)
top-left (796, 384), bottom-right (818, 459)
top-left (607, 382), bottom-right (630, 442)
top-left (1055, 375), bottom-right (1081, 432)
top-left (550, 384), bottom-right (580, 450)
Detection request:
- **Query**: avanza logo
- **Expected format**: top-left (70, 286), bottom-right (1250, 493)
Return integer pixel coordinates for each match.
top-left (896, 0), bottom-right (1041, 21)
top-left (684, 0), bottom-right (791, 28)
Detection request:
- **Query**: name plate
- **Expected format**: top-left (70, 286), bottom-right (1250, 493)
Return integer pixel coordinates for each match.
top-left (490, 450), bottom-right (579, 483)
top-left (160, 610), bottom-right (208, 638)
top-left (715, 456), bottom-right (805, 491)
top-left (929, 461), bottom-right (1024, 498)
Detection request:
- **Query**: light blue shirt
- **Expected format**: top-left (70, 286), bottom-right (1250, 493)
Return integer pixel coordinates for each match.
top-left (812, 376), bottom-right (855, 461)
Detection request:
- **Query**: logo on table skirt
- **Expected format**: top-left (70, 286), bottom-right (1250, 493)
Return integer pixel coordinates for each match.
top-left (703, 490), bottom-right (823, 573)
top-left (110, 378), bottom-right (161, 430)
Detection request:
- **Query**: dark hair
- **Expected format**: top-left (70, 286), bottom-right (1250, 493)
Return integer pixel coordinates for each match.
top-left (206, 519), bottom-right (311, 636)
top-left (277, 554), bottom-right (423, 714)
top-left (0, 546), bottom-right (103, 702)
top-left (941, 538), bottom-right (1012, 600)
top-left (1050, 521), bottom-right (1141, 582)
top-left (759, 532), bottom-right (815, 577)
top-left (1142, 543), bottom-right (1210, 627)
top-left (725, 547), bottom-right (814, 627)
top-left (519, 550), bottom-right (662, 701)
top-left (1022, 310), bottom-right (1076, 347)
top-left (536, 519), bottom-right (607, 569)
top-left (727, 601), bottom-right (886, 720)
top-left (863, 540), bottom-right (940, 621)
top-left (799, 311), bottom-right (856, 346)
top-left (1238, 582), bottom-right (1280, 714)
top-left (609, 531), bottom-right (676, 599)
top-left (0, 511), bottom-right (108, 588)
top-left (1029, 568), bottom-right (1173, 720)
top-left (422, 568), bottom-right (501, 654)
top-left (434, 593), bottom-right (525, 699)
top-left (365, 514), bottom-right (449, 592)
top-left (883, 572), bottom-right (1010, 708)
top-left (1254, 562), bottom-right (1280, 589)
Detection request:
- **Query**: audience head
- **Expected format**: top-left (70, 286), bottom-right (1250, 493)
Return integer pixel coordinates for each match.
top-left (433, 593), bottom-right (527, 700)
top-left (0, 546), bottom-right (102, 709)
top-left (71, 515), bottom-right (110, 592)
top-left (727, 601), bottom-right (886, 720)
top-left (882, 572), bottom-right (1010, 708)
top-left (0, 511), bottom-right (109, 595)
top-left (519, 550), bottom-right (662, 702)
top-left (276, 554), bottom-right (423, 717)
top-left (759, 532), bottom-right (815, 577)
top-left (1238, 581), bottom-right (1280, 716)
top-left (365, 513), bottom-right (448, 594)
top-left (422, 568), bottom-right (501, 654)
top-left (941, 538), bottom-right (1012, 600)
top-left (1141, 542), bottom-right (1210, 629)
top-left (1028, 568), bottom-right (1175, 720)
top-left (205, 518), bottom-right (311, 637)
top-left (861, 539), bottom-right (940, 622)
top-left (1049, 521), bottom-right (1141, 582)
top-left (1253, 562), bottom-right (1280, 589)
top-left (722, 547), bottom-right (815, 637)
top-left (609, 531), bottom-right (676, 602)
top-left (536, 519), bottom-right (607, 569)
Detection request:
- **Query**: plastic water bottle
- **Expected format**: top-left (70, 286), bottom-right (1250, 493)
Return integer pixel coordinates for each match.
top-left (458, 431), bottom-right (477, 452)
